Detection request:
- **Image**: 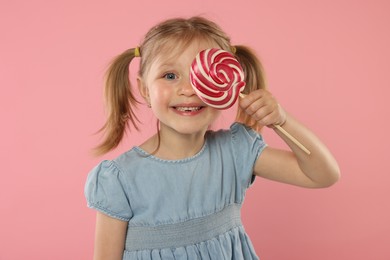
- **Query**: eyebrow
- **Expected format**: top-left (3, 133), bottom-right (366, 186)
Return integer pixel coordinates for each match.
top-left (157, 62), bottom-right (176, 69)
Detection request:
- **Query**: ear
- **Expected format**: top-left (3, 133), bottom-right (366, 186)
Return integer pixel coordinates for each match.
top-left (137, 77), bottom-right (150, 105)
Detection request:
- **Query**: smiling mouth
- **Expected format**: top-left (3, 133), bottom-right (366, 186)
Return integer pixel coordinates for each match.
top-left (174, 106), bottom-right (203, 112)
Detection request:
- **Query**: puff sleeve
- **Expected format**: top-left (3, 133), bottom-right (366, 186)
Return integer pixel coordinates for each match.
top-left (84, 160), bottom-right (133, 221)
top-left (231, 123), bottom-right (267, 189)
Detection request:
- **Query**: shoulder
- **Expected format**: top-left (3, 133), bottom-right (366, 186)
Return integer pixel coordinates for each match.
top-left (87, 160), bottom-right (121, 179)
top-left (102, 147), bottom-right (155, 173)
top-left (230, 122), bottom-right (264, 141)
top-left (84, 159), bottom-right (134, 221)
top-left (207, 122), bottom-right (264, 144)
top-left (204, 123), bottom-right (266, 165)
top-left (84, 150), bottom-right (141, 201)
top-left (85, 160), bottom-right (127, 193)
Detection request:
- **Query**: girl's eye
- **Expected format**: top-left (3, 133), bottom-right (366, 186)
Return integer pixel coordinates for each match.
top-left (163, 73), bottom-right (177, 80)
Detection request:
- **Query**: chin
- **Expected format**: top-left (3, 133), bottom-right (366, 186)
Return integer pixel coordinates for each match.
top-left (176, 126), bottom-right (208, 135)
top-left (160, 122), bottom-right (209, 136)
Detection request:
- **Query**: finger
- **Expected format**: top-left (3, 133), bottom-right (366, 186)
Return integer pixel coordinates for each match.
top-left (240, 90), bottom-right (274, 114)
top-left (246, 97), bottom-right (282, 125)
top-left (260, 109), bottom-right (281, 126)
top-left (239, 89), bottom-right (268, 109)
top-left (253, 105), bottom-right (277, 124)
top-left (261, 104), bottom-right (287, 127)
top-left (244, 98), bottom-right (268, 116)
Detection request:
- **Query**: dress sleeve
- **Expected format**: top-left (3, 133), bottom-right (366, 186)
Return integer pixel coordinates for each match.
top-left (84, 160), bottom-right (133, 221)
top-left (231, 123), bottom-right (267, 189)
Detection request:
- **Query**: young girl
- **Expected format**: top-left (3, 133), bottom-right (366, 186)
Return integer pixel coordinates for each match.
top-left (85, 16), bottom-right (340, 260)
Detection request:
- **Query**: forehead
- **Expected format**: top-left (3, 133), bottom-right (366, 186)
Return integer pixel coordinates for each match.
top-left (154, 38), bottom-right (220, 66)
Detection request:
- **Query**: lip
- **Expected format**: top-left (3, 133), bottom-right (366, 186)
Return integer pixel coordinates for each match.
top-left (171, 103), bottom-right (206, 116)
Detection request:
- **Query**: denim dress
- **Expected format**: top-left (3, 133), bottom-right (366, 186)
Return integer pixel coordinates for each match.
top-left (85, 123), bottom-right (267, 259)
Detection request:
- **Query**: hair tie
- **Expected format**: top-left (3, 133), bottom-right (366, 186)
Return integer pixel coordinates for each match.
top-left (134, 46), bottom-right (141, 57)
top-left (230, 46), bottom-right (237, 54)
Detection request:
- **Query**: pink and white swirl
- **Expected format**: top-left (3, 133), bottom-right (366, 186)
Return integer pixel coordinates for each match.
top-left (190, 48), bottom-right (246, 109)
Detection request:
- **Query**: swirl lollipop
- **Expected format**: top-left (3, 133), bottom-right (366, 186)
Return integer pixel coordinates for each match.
top-left (190, 48), bottom-right (245, 109)
top-left (190, 48), bottom-right (310, 155)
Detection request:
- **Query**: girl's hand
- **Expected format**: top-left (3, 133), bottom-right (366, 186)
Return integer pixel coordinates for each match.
top-left (241, 90), bottom-right (340, 188)
top-left (239, 89), bottom-right (287, 127)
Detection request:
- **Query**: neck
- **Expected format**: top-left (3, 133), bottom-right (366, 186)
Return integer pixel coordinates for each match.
top-left (140, 127), bottom-right (208, 160)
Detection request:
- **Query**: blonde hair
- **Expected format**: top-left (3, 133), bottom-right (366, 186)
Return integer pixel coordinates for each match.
top-left (94, 16), bottom-right (266, 155)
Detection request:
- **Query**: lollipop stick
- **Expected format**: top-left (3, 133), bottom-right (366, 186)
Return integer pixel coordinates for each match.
top-left (239, 93), bottom-right (311, 155)
top-left (273, 125), bottom-right (311, 155)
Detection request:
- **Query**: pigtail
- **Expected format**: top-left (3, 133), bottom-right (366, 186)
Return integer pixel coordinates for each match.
top-left (93, 48), bottom-right (140, 155)
top-left (234, 45), bottom-right (267, 132)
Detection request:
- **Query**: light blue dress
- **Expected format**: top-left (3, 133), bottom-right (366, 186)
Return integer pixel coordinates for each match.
top-left (85, 123), bottom-right (267, 259)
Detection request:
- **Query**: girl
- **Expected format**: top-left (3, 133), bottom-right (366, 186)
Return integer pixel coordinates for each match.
top-left (85, 16), bottom-right (340, 260)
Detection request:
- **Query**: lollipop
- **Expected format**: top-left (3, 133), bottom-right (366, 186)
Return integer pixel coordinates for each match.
top-left (190, 48), bottom-right (311, 155)
top-left (190, 48), bottom-right (245, 109)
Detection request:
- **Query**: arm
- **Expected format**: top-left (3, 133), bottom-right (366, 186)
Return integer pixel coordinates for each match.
top-left (240, 89), bottom-right (340, 188)
top-left (93, 212), bottom-right (128, 260)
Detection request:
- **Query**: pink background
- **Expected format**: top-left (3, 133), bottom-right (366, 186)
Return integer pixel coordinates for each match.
top-left (1, 0), bottom-right (389, 259)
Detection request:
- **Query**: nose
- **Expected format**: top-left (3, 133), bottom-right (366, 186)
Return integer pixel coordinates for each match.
top-left (178, 79), bottom-right (196, 96)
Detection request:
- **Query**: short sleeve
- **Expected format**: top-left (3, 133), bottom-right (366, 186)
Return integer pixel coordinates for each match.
top-left (84, 160), bottom-right (133, 221)
top-left (231, 123), bottom-right (267, 188)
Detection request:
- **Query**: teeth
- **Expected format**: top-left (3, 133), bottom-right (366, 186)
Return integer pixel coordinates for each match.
top-left (175, 106), bottom-right (201, 112)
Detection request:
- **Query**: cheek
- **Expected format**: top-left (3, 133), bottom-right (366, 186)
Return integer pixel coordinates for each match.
top-left (149, 85), bottom-right (173, 107)
top-left (211, 109), bottom-right (221, 119)
top-left (204, 107), bottom-right (221, 120)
